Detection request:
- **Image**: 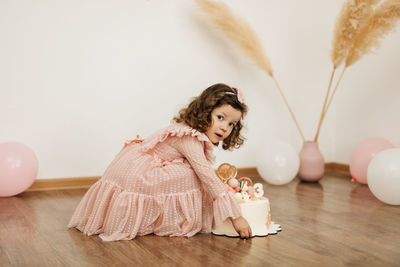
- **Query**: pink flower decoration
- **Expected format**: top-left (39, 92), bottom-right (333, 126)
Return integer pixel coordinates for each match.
top-left (231, 87), bottom-right (245, 104)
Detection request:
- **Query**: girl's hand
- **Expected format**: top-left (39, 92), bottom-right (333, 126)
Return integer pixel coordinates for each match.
top-left (231, 216), bottom-right (252, 239)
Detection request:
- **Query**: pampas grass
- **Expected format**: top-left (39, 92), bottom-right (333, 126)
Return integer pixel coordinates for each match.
top-left (314, 0), bottom-right (380, 141)
top-left (195, 0), bottom-right (400, 142)
top-left (332, 0), bottom-right (380, 68)
top-left (346, 0), bottom-right (400, 66)
top-left (195, 0), bottom-right (272, 76)
top-left (314, 0), bottom-right (400, 142)
top-left (196, 0), bottom-right (305, 141)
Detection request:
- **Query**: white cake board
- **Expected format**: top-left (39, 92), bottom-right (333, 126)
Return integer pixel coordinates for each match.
top-left (212, 221), bottom-right (282, 237)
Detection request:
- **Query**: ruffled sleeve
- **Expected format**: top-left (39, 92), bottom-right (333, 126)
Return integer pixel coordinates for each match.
top-left (140, 123), bottom-right (216, 164)
top-left (173, 134), bottom-right (242, 226)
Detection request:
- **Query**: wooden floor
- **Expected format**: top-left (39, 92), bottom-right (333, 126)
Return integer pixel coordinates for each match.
top-left (1, 173), bottom-right (399, 267)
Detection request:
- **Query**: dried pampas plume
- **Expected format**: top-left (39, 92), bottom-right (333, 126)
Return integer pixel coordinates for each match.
top-left (314, 0), bottom-right (380, 142)
top-left (195, 0), bottom-right (273, 76)
top-left (315, 0), bottom-right (400, 142)
top-left (346, 0), bottom-right (400, 66)
top-left (196, 0), bottom-right (305, 141)
top-left (332, 0), bottom-right (380, 68)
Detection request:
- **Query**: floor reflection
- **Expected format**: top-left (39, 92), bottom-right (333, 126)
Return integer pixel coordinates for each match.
top-left (296, 181), bottom-right (324, 207)
top-left (294, 181), bottom-right (324, 249)
top-left (349, 185), bottom-right (384, 217)
top-left (1, 195), bottom-right (38, 231)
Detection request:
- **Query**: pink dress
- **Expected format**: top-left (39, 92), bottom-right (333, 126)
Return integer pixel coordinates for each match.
top-left (68, 123), bottom-right (242, 241)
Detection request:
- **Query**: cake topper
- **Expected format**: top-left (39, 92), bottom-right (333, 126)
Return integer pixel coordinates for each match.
top-left (253, 183), bottom-right (264, 198)
top-left (215, 163), bottom-right (237, 183)
top-left (216, 163), bottom-right (265, 202)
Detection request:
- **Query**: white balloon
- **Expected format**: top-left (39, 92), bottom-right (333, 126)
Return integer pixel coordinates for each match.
top-left (256, 141), bottom-right (300, 185)
top-left (367, 148), bottom-right (400, 205)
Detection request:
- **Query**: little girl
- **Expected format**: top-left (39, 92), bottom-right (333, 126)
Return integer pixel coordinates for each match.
top-left (68, 83), bottom-right (252, 240)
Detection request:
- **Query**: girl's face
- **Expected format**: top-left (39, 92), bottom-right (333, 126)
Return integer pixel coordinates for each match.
top-left (205, 104), bottom-right (242, 144)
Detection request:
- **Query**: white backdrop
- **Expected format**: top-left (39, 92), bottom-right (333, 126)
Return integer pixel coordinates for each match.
top-left (1, 0), bottom-right (399, 179)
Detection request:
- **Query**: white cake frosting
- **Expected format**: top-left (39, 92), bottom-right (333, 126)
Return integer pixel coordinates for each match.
top-left (213, 164), bottom-right (281, 237)
top-left (212, 197), bottom-right (281, 237)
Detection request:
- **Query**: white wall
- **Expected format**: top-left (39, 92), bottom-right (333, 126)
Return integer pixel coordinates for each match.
top-left (1, 0), bottom-right (399, 179)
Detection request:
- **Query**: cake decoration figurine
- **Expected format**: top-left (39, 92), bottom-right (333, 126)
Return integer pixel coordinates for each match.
top-left (215, 162), bottom-right (238, 183)
top-left (212, 163), bottom-right (282, 237)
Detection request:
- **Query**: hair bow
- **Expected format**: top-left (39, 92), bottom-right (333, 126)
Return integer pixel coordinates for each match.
top-left (231, 87), bottom-right (245, 104)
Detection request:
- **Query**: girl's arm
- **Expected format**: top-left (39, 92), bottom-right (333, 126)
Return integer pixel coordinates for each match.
top-left (173, 135), bottom-right (235, 198)
top-left (173, 135), bottom-right (251, 237)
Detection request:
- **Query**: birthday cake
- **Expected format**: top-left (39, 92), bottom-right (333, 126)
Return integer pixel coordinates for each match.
top-left (212, 163), bottom-right (281, 237)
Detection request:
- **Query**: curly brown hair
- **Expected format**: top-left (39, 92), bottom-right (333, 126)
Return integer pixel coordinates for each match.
top-left (173, 83), bottom-right (248, 150)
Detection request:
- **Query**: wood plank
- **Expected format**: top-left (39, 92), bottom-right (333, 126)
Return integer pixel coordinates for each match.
top-left (0, 196), bottom-right (65, 266)
top-left (2, 174), bottom-right (399, 266)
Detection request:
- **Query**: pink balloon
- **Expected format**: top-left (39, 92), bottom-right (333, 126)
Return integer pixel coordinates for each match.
top-left (349, 138), bottom-right (395, 184)
top-left (0, 142), bottom-right (38, 197)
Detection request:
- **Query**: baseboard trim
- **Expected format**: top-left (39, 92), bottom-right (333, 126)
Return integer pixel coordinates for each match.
top-left (26, 162), bottom-right (350, 192)
top-left (325, 162), bottom-right (350, 174)
top-left (26, 176), bottom-right (101, 192)
top-left (237, 163), bottom-right (350, 177)
top-left (237, 167), bottom-right (260, 177)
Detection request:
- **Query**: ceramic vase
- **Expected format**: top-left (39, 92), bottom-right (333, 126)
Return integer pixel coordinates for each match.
top-left (298, 141), bottom-right (324, 182)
